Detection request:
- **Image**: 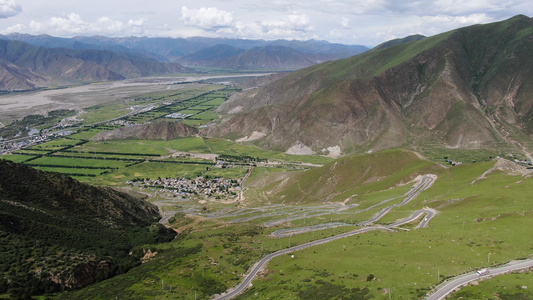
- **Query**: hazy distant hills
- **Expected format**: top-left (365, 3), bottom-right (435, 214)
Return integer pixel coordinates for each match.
top-left (0, 39), bottom-right (192, 91)
top-left (177, 41), bottom-right (368, 70)
top-left (181, 45), bottom-right (331, 70)
top-left (210, 15), bottom-right (533, 157)
top-left (1, 33), bottom-right (369, 72)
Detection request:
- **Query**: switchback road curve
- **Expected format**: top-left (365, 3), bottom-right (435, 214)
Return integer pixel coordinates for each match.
top-left (213, 175), bottom-right (436, 299)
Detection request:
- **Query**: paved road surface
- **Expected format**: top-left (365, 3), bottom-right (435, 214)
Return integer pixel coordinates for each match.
top-left (426, 259), bottom-right (533, 300)
top-left (213, 175), bottom-right (436, 299)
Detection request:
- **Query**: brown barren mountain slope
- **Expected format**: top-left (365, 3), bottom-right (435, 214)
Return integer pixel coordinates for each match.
top-left (90, 120), bottom-right (199, 141)
top-left (209, 15), bottom-right (533, 157)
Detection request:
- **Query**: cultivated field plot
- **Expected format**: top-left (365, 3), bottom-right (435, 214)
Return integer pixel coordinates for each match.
top-left (136, 138), bottom-right (211, 153)
top-left (33, 166), bottom-right (110, 177)
top-left (0, 154), bottom-right (36, 163)
top-left (67, 128), bottom-right (110, 140)
top-left (77, 85), bottom-right (226, 126)
top-left (99, 161), bottom-right (211, 181)
top-left (27, 138), bottom-right (84, 150)
top-left (25, 156), bottom-right (134, 169)
top-left (12, 149), bottom-right (55, 155)
top-left (121, 87), bottom-right (238, 125)
top-left (205, 139), bottom-right (333, 165)
top-left (71, 141), bottom-right (170, 156)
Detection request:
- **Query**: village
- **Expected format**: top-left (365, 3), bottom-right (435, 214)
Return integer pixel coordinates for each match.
top-left (127, 176), bottom-right (241, 200)
top-left (0, 129), bottom-right (74, 155)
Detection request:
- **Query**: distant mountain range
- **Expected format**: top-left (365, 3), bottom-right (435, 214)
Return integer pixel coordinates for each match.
top-left (0, 34), bottom-right (369, 91)
top-left (209, 15), bottom-right (533, 158)
top-left (0, 39), bottom-right (191, 91)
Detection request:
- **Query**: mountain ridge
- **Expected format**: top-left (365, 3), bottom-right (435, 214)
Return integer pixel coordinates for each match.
top-left (208, 15), bottom-right (533, 158)
top-left (0, 39), bottom-right (192, 91)
top-left (1, 34), bottom-right (369, 71)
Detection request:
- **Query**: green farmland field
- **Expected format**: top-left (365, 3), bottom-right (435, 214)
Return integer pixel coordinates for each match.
top-left (26, 156), bottom-right (133, 169)
top-left (72, 141), bottom-right (170, 156)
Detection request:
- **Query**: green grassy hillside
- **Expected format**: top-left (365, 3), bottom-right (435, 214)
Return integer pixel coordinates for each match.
top-left (0, 159), bottom-right (175, 298)
top-left (247, 149), bottom-right (440, 204)
top-left (233, 154), bottom-right (533, 299)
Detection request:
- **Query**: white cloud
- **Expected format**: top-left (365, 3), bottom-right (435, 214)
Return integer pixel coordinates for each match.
top-left (258, 13), bottom-right (313, 39)
top-left (94, 16), bottom-right (124, 33)
top-left (181, 6), bottom-right (234, 29)
top-left (0, 0), bottom-right (21, 19)
top-left (35, 13), bottom-right (149, 36)
top-left (29, 20), bottom-right (42, 31)
top-left (286, 13), bottom-right (310, 31)
top-left (0, 0), bottom-right (531, 45)
top-left (4, 23), bottom-right (24, 33)
top-left (128, 18), bottom-right (146, 27)
top-left (340, 17), bottom-right (350, 29)
top-left (422, 13), bottom-right (492, 25)
top-left (48, 13), bottom-right (87, 34)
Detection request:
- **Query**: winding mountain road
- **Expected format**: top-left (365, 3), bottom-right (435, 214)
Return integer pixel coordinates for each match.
top-left (425, 259), bottom-right (533, 300)
top-left (213, 175), bottom-right (436, 299)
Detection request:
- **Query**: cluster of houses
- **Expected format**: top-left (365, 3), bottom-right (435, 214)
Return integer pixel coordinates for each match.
top-left (165, 112), bottom-right (194, 119)
top-left (130, 104), bottom-right (156, 114)
top-left (0, 130), bottom-right (74, 155)
top-left (127, 176), bottom-right (241, 199)
top-left (108, 120), bottom-right (137, 127)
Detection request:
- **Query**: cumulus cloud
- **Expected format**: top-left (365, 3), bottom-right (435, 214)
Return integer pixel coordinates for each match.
top-left (128, 18), bottom-right (147, 35)
top-left (286, 13), bottom-right (310, 30)
top-left (259, 13), bottom-right (313, 38)
top-left (0, 0), bottom-right (21, 19)
top-left (181, 6), bottom-right (234, 29)
top-left (31, 13), bottom-right (150, 36)
top-left (49, 13), bottom-right (87, 34)
top-left (4, 23), bottom-right (24, 33)
top-left (128, 18), bottom-right (146, 27)
top-left (94, 17), bottom-right (124, 33)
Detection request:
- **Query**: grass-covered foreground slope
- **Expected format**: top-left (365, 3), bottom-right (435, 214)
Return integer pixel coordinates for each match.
top-left (235, 155), bottom-right (533, 299)
top-left (246, 149), bottom-right (441, 204)
top-left (0, 159), bottom-right (175, 298)
top-left (49, 149), bottom-right (533, 300)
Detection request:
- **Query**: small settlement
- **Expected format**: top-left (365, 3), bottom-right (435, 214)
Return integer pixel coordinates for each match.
top-left (127, 176), bottom-right (241, 200)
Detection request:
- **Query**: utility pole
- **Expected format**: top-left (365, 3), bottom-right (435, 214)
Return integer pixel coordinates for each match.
top-left (488, 253), bottom-right (492, 263)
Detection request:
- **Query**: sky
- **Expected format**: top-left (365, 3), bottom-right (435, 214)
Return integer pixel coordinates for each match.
top-left (0, 0), bottom-right (531, 47)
